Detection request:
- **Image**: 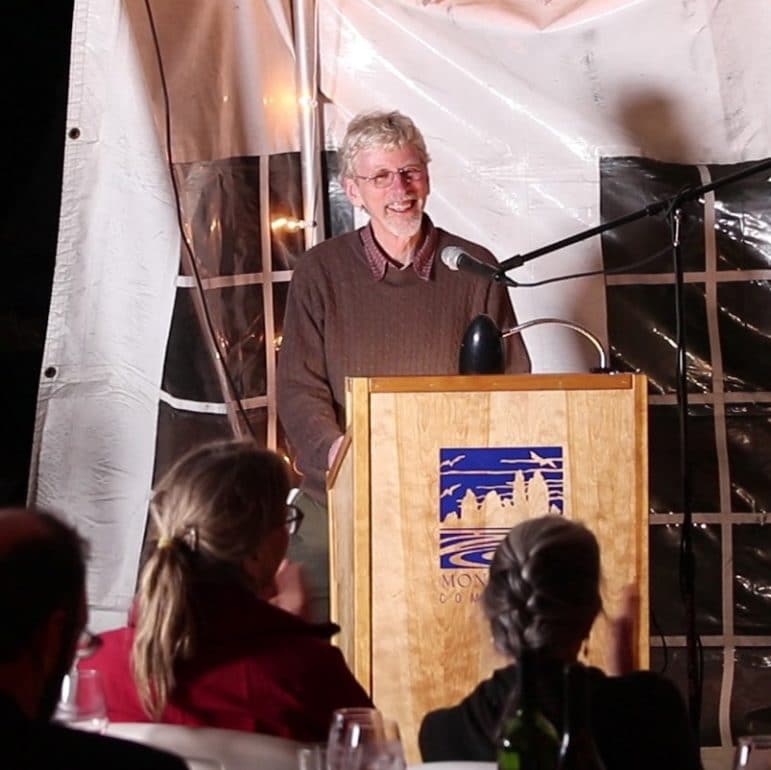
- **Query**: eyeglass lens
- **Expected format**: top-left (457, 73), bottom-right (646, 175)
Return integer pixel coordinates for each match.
top-left (369, 166), bottom-right (424, 188)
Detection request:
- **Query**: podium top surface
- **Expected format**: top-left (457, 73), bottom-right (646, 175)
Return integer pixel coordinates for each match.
top-left (348, 372), bottom-right (641, 394)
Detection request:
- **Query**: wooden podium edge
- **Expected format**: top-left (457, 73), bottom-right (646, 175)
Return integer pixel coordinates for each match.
top-left (633, 374), bottom-right (650, 669)
top-left (367, 372), bottom-right (635, 393)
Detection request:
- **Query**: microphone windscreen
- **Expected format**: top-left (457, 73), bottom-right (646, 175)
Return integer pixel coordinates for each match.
top-left (459, 314), bottom-right (505, 375)
top-left (440, 245), bottom-right (464, 270)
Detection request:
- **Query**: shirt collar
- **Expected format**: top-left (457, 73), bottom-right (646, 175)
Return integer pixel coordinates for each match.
top-left (360, 215), bottom-right (438, 281)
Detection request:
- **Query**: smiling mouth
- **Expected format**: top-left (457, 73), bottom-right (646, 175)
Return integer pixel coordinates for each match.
top-left (387, 200), bottom-right (418, 213)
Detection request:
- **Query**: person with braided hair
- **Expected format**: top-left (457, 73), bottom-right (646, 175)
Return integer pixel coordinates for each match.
top-left (418, 515), bottom-right (702, 770)
top-left (86, 439), bottom-right (371, 740)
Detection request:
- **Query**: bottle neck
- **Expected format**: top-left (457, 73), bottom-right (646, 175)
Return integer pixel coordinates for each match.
top-left (563, 663), bottom-right (591, 731)
top-left (517, 649), bottom-right (539, 713)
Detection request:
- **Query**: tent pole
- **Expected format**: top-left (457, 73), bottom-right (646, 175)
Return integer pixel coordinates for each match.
top-left (293, 0), bottom-right (324, 249)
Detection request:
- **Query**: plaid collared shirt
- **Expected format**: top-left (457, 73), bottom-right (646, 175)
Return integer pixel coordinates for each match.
top-left (359, 216), bottom-right (439, 281)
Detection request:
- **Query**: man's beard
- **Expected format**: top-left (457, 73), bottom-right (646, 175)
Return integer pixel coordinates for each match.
top-left (382, 199), bottom-right (423, 239)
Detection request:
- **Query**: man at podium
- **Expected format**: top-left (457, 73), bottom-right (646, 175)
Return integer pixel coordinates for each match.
top-left (277, 109), bottom-right (531, 622)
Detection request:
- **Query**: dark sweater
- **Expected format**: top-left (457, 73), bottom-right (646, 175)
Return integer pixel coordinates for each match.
top-left (419, 663), bottom-right (703, 770)
top-left (0, 693), bottom-right (187, 770)
top-left (277, 224), bottom-right (530, 500)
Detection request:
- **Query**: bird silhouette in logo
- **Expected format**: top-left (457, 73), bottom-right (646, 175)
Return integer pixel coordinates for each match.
top-left (529, 450), bottom-right (558, 468)
top-left (440, 483), bottom-right (461, 499)
top-left (440, 454), bottom-right (466, 469)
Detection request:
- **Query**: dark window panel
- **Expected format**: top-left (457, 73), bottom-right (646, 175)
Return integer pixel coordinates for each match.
top-left (733, 526), bottom-right (771, 634)
top-left (733, 647), bottom-right (771, 737)
top-left (606, 283), bottom-right (713, 395)
top-left (163, 285), bottom-right (267, 402)
top-left (650, 646), bottom-right (722, 747)
top-left (717, 282), bottom-right (771, 393)
top-left (176, 157), bottom-right (264, 276)
top-left (323, 150), bottom-right (355, 238)
top-left (648, 403), bottom-right (720, 513)
top-left (273, 281), bottom-right (291, 342)
top-left (269, 152), bottom-right (305, 271)
top-left (711, 161), bottom-right (771, 272)
top-left (600, 157), bottom-right (705, 274)
top-left (649, 523), bottom-right (722, 636)
top-left (725, 404), bottom-right (771, 514)
top-left (153, 402), bottom-right (249, 484)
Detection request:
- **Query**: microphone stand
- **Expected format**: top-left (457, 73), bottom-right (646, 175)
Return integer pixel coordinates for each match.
top-left (496, 156), bottom-right (771, 276)
top-left (493, 154), bottom-right (771, 734)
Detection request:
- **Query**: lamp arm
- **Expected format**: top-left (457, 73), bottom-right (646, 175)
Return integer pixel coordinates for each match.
top-left (501, 318), bottom-right (609, 371)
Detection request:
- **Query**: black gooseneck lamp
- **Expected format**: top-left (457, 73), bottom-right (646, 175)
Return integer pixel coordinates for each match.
top-left (459, 315), bottom-right (610, 375)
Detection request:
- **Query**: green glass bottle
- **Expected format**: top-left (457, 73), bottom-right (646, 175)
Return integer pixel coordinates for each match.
top-left (556, 662), bottom-right (606, 770)
top-left (497, 649), bottom-right (560, 770)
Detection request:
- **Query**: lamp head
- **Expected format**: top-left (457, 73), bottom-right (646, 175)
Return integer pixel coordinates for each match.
top-left (459, 314), bottom-right (505, 375)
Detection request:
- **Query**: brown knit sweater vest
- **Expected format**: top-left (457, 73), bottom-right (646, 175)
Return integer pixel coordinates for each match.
top-left (277, 226), bottom-right (530, 501)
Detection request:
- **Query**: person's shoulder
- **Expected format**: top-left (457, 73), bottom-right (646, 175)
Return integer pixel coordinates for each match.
top-left (593, 667), bottom-right (689, 717)
top-left (37, 723), bottom-right (188, 770)
top-left (599, 668), bottom-right (682, 695)
top-left (256, 598), bottom-right (339, 639)
top-left (296, 230), bottom-right (362, 271)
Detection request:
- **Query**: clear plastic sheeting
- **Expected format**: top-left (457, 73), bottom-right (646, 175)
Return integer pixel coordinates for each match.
top-left (600, 153), bottom-right (771, 743)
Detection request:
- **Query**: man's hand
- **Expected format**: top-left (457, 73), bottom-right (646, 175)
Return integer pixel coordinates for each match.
top-left (327, 435), bottom-right (345, 468)
top-left (607, 583), bottom-right (640, 675)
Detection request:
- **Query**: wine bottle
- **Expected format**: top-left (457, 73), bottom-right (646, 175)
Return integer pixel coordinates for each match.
top-left (556, 662), bottom-right (606, 770)
top-left (497, 649), bottom-right (560, 770)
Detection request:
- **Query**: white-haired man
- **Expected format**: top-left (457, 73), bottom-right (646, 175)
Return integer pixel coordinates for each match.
top-left (278, 110), bottom-right (530, 621)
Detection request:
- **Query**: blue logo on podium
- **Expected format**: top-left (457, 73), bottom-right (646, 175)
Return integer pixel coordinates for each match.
top-left (439, 446), bottom-right (564, 569)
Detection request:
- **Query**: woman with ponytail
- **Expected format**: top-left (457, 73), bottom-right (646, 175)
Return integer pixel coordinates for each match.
top-left (86, 440), bottom-right (371, 740)
top-left (418, 515), bottom-right (701, 770)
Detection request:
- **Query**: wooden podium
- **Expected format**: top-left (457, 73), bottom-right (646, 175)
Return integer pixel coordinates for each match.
top-left (327, 374), bottom-right (648, 761)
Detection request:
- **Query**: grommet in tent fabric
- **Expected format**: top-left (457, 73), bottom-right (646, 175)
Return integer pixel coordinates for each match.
top-left (68, 127), bottom-right (81, 139)
top-left (44, 366), bottom-right (57, 378)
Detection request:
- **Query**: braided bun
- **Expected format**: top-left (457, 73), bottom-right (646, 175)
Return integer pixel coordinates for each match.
top-left (483, 515), bottom-right (601, 660)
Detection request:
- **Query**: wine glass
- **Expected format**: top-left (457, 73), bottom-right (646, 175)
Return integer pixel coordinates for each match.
top-left (340, 717), bottom-right (406, 770)
top-left (298, 745), bottom-right (327, 770)
top-left (327, 708), bottom-right (384, 770)
top-left (734, 735), bottom-right (771, 770)
top-left (55, 668), bottom-right (108, 733)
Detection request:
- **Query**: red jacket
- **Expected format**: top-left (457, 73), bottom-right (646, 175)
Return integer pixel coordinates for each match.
top-left (86, 583), bottom-right (372, 741)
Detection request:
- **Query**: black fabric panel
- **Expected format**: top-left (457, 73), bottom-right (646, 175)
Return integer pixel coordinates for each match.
top-left (601, 154), bottom-right (771, 744)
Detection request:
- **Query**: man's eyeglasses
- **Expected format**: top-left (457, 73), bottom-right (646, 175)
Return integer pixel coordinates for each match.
top-left (355, 164), bottom-right (425, 189)
top-left (285, 506), bottom-right (304, 536)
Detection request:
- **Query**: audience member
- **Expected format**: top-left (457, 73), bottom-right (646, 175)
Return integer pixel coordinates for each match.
top-left (418, 514), bottom-right (702, 770)
top-left (0, 507), bottom-right (186, 769)
top-left (87, 440), bottom-right (372, 740)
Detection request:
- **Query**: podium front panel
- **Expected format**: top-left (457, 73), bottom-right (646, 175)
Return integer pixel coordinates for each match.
top-left (329, 374), bottom-right (648, 762)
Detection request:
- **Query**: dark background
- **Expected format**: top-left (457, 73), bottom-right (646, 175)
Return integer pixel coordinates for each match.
top-left (1, 2), bottom-right (74, 505)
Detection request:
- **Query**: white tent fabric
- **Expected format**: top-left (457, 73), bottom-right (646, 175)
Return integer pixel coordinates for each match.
top-left (30, 0), bottom-right (300, 629)
top-left (30, 0), bottom-right (181, 630)
top-left (318, 0), bottom-right (771, 371)
top-left (30, 0), bottom-right (771, 745)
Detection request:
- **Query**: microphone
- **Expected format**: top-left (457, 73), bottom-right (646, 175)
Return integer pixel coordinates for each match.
top-left (441, 246), bottom-right (503, 281)
top-left (458, 314), bottom-right (505, 375)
